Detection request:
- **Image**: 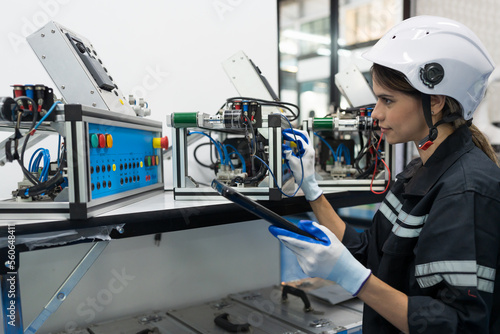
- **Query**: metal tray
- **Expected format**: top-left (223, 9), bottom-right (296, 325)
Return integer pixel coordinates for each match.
top-left (168, 298), bottom-right (307, 333)
top-left (229, 286), bottom-right (363, 334)
top-left (87, 312), bottom-right (197, 334)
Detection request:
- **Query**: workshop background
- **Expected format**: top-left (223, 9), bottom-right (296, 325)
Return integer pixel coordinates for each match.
top-left (0, 1), bottom-right (280, 333)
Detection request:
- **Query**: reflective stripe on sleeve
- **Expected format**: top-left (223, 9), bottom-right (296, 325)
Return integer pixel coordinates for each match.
top-left (416, 273), bottom-right (477, 289)
top-left (416, 273), bottom-right (443, 288)
top-left (478, 279), bottom-right (494, 293)
top-left (416, 260), bottom-right (477, 277)
top-left (477, 264), bottom-right (496, 293)
top-left (415, 261), bottom-right (496, 293)
top-left (386, 191), bottom-right (402, 212)
top-left (379, 192), bottom-right (427, 238)
top-left (380, 202), bottom-right (397, 224)
top-left (397, 211), bottom-right (428, 227)
top-left (477, 264), bottom-right (496, 281)
top-left (391, 224), bottom-right (423, 238)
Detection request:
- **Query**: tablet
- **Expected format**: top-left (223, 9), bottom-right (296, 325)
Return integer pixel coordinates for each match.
top-left (211, 179), bottom-right (319, 241)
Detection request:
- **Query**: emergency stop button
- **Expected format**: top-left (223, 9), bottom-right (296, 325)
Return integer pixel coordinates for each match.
top-left (153, 136), bottom-right (169, 149)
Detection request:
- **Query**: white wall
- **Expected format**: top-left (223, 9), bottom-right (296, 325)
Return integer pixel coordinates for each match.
top-left (0, 1), bottom-right (279, 333)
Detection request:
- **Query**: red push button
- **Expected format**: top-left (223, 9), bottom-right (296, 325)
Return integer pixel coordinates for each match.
top-left (98, 134), bottom-right (106, 148)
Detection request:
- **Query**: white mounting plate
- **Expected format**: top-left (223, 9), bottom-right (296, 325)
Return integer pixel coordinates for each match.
top-left (222, 50), bottom-right (279, 102)
top-left (27, 21), bottom-right (135, 116)
top-left (335, 64), bottom-right (376, 107)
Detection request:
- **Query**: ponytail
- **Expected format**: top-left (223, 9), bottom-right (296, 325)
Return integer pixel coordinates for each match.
top-left (445, 97), bottom-right (500, 167)
top-left (464, 123), bottom-right (499, 167)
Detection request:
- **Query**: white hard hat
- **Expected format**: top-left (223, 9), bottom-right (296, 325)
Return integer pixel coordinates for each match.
top-left (363, 15), bottom-right (495, 120)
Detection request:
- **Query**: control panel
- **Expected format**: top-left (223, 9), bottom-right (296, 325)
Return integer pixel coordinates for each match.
top-left (0, 104), bottom-right (165, 220)
top-left (88, 124), bottom-right (161, 200)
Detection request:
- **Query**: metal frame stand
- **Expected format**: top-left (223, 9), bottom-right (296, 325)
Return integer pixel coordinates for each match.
top-left (171, 113), bottom-right (289, 201)
top-left (1, 241), bottom-right (109, 334)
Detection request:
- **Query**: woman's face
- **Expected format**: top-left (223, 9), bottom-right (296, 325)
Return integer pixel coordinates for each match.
top-left (371, 74), bottom-right (429, 145)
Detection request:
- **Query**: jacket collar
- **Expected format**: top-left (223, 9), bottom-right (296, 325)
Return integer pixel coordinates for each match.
top-left (401, 125), bottom-right (475, 197)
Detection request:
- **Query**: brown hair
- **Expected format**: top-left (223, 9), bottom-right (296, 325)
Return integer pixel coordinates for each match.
top-left (372, 63), bottom-right (500, 166)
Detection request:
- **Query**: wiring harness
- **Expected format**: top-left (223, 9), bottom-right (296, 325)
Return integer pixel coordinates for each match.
top-left (189, 97), bottom-right (303, 195)
top-left (3, 93), bottom-right (66, 199)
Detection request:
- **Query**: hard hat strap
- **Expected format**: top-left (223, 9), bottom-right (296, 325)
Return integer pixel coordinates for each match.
top-left (418, 93), bottom-right (463, 150)
top-left (418, 93), bottom-right (437, 150)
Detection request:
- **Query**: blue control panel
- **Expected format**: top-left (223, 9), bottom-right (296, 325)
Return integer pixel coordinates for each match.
top-left (88, 123), bottom-right (161, 200)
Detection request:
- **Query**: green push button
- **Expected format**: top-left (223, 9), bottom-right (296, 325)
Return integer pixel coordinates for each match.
top-left (90, 134), bottom-right (99, 148)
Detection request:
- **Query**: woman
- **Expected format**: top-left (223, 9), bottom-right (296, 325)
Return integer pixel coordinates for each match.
top-left (271, 16), bottom-right (500, 333)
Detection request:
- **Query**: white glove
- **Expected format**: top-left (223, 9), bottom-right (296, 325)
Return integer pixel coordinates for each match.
top-left (269, 220), bottom-right (371, 296)
top-left (282, 129), bottom-right (322, 201)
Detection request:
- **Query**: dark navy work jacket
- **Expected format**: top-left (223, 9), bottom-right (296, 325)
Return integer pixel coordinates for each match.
top-left (343, 125), bottom-right (500, 333)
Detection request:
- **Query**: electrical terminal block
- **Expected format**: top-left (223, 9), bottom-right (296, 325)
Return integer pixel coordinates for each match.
top-left (326, 161), bottom-right (357, 179)
top-left (216, 165), bottom-right (248, 184)
top-left (13, 173), bottom-right (39, 202)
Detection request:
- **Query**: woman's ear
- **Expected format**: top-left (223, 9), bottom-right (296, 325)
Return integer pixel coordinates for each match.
top-left (430, 95), bottom-right (446, 115)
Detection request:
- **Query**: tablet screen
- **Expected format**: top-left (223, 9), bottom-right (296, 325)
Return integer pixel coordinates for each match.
top-left (211, 179), bottom-right (319, 241)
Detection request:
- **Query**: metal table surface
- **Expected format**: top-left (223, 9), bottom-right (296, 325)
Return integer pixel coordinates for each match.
top-left (0, 189), bottom-right (383, 242)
